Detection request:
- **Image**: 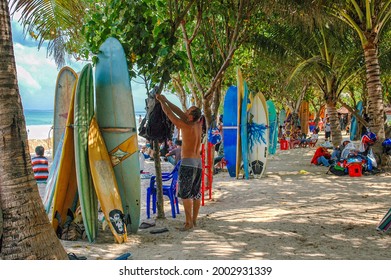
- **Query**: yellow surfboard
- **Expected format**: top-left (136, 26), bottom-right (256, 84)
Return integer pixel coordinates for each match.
top-left (51, 82), bottom-right (78, 235)
top-left (236, 67), bottom-right (244, 179)
top-left (88, 117), bottom-right (127, 244)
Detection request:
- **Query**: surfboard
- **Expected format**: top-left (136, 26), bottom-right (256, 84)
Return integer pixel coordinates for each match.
top-left (236, 68), bottom-right (244, 179)
top-left (241, 81), bottom-right (250, 179)
top-left (53, 66), bottom-right (77, 155)
top-left (43, 132), bottom-right (64, 213)
top-left (266, 100), bottom-right (278, 155)
top-left (222, 86), bottom-right (238, 178)
top-left (279, 109), bottom-right (286, 127)
top-left (95, 37), bottom-right (141, 234)
top-left (248, 92), bottom-right (269, 177)
top-left (51, 81), bottom-right (79, 235)
top-left (350, 101), bottom-right (363, 141)
top-left (299, 101), bottom-right (310, 135)
top-left (88, 117), bottom-right (127, 244)
top-left (74, 63), bottom-right (98, 243)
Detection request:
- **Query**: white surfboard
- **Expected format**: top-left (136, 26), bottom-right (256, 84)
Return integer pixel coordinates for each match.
top-left (248, 93), bottom-right (269, 177)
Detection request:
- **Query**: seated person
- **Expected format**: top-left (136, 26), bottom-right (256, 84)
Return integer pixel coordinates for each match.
top-left (299, 132), bottom-right (308, 147)
top-left (331, 139), bottom-right (351, 161)
top-left (311, 147), bottom-right (332, 167)
top-left (289, 126), bottom-right (302, 148)
top-left (31, 146), bottom-right (49, 183)
top-left (165, 140), bottom-right (182, 166)
top-left (306, 128), bottom-right (319, 147)
top-left (341, 142), bottom-right (359, 160)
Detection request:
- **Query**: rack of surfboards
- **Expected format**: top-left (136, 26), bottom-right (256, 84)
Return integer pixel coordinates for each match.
top-left (45, 37), bottom-right (140, 244)
top-left (223, 68), bottom-right (269, 179)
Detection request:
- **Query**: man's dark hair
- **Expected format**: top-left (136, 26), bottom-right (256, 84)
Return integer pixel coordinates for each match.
top-left (190, 107), bottom-right (202, 121)
top-left (35, 146), bottom-right (45, 156)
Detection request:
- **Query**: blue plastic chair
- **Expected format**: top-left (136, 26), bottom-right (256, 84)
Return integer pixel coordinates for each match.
top-left (146, 161), bottom-right (181, 219)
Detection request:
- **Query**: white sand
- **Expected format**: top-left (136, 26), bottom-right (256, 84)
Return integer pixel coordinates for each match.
top-left (31, 130), bottom-right (391, 260)
top-left (27, 125), bottom-right (53, 140)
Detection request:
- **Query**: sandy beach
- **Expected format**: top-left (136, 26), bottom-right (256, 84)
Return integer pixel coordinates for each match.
top-left (27, 124), bottom-right (391, 260)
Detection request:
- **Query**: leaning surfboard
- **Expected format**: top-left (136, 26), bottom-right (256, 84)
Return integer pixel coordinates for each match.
top-left (279, 109), bottom-right (286, 127)
top-left (241, 81), bottom-right (250, 179)
top-left (236, 68), bottom-right (244, 179)
top-left (51, 82), bottom-right (79, 235)
top-left (223, 86), bottom-right (238, 178)
top-left (74, 63), bottom-right (98, 243)
top-left (248, 93), bottom-right (269, 177)
top-left (95, 37), bottom-right (141, 234)
top-left (53, 66), bottom-right (77, 155)
top-left (43, 133), bottom-right (64, 213)
top-left (350, 101), bottom-right (363, 141)
top-left (266, 100), bottom-right (278, 155)
top-left (88, 117), bottom-right (127, 244)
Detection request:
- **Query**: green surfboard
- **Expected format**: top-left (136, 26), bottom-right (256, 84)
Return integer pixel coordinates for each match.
top-left (74, 63), bottom-right (98, 242)
top-left (95, 37), bottom-right (141, 234)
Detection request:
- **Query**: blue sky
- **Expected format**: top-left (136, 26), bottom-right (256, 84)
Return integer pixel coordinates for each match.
top-left (11, 19), bottom-right (181, 111)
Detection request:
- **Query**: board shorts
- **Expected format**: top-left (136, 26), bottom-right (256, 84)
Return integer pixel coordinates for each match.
top-left (177, 158), bottom-right (202, 200)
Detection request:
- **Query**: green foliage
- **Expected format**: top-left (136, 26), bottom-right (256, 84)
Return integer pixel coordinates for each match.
top-left (80, 0), bottom-right (190, 87)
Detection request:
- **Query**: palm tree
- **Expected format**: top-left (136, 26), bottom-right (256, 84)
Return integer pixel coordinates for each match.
top-left (329, 0), bottom-right (391, 141)
top-left (0, 0), bottom-right (67, 259)
top-left (287, 25), bottom-right (364, 147)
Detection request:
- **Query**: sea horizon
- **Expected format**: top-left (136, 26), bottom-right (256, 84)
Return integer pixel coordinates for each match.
top-left (24, 108), bottom-right (146, 126)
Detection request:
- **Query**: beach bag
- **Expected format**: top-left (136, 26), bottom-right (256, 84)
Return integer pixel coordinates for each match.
top-left (139, 86), bottom-right (174, 141)
top-left (327, 164), bottom-right (347, 176)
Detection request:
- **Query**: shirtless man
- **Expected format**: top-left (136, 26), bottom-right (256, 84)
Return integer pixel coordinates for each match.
top-left (156, 94), bottom-right (202, 231)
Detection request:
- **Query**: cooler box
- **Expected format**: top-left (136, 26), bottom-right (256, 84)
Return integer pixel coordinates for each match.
top-left (280, 139), bottom-right (289, 150)
top-left (348, 163), bottom-right (362, 177)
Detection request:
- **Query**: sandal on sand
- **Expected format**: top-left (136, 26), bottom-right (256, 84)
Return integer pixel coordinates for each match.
top-left (150, 227), bottom-right (169, 234)
top-left (139, 222), bottom-right (156, 229)
top-left (68, 252), bottom-right (87, 260)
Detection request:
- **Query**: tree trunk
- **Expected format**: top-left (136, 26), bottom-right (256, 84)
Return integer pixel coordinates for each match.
top-left (153, 139), bottom-right (165, 219)
top-left (0, 0), bottom-right (67, 259)
top-left (326, 101), bottom-right (342, 147)
top-left (363, 43), bottom-right (385, 139)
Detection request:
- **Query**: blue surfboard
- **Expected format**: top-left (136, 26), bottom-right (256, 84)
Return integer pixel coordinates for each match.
top-left (223, 86), bottom-right (238, 178)
top-left (267, 100), bottom-right (278, 155)
top-left (350, 101), bottom-right (363, 141)
top-left (241, 81), bottom-right (250, 179)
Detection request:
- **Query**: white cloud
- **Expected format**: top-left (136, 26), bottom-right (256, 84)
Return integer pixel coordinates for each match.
top-left (15, 64), bottom-right (41, 90)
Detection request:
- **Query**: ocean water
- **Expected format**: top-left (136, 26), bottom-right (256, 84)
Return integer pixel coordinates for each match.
top-left (24, 109), bottom-right (54, 126)
top-left (24, 109), bottom-right (146, 126)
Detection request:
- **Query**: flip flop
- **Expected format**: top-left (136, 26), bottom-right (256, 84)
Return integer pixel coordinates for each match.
top-left (139, 221), bottom-right (156, 229)
top-left (114, 252), bottom-right (132, 260)
top-left (68, 252), bottom-right (87, 260)
top-left (150, 227), bottom-right (169, 234)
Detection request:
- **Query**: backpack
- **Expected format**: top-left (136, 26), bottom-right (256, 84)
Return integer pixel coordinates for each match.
top-left (138, 87), bottom-right (174, 141)
top-left (327, 164), bottom-right (347, 176)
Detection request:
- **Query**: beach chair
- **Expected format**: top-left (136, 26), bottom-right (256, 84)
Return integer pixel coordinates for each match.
top-left (146, 161), bottom-right (181, 219)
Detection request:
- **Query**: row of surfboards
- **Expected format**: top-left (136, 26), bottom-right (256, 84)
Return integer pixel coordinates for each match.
top-left (222, 68), bottom-right (279, 179)
top-left (42, 37), bottom-right (140, 244)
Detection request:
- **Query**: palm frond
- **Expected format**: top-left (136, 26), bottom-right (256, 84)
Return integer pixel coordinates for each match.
top-left (10, 0), bottom-right (86, 67)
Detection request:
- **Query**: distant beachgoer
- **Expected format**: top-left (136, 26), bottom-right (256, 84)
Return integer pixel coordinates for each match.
top-left (138, 115), bottom-right (142, 125)
top-left (166, 140), bottom-right (182, 166)
top-left (324, 119), bottom-right (331, 141)
top-left (31, 146), bottom-right (49, 183)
